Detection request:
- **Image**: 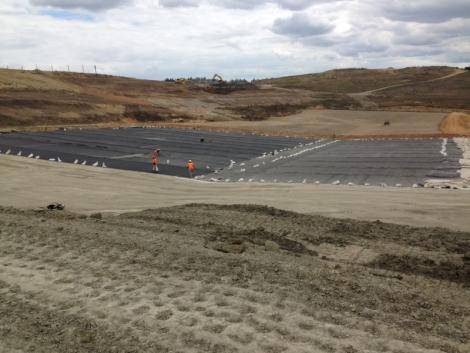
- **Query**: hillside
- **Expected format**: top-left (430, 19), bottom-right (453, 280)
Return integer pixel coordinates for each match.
top-left (258, 66), bottom-right (459, 93)
top-left (0, 69), bottom-right (352, 129)
top-left (370, 70), bottom-right (470, 110)
top-left (0, 66), bottom-right (468, 131)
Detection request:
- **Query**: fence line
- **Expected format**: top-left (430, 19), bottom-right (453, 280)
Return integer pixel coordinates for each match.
top-left (1, 64), bottom-right (104, 75)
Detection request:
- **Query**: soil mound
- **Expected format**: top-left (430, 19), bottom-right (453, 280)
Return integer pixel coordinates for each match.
top-left (440, 112), bottom-right (470, 135)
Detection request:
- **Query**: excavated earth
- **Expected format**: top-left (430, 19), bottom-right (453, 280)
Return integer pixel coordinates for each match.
top-left (0, 204), bottom-right (469, 353)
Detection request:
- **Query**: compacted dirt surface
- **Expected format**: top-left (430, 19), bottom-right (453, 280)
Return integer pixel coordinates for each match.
top-left (0, 204), bottom-right (469, 353)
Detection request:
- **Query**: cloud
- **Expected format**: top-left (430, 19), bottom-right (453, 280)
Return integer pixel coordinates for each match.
top-left (336, 39), bottom-right (389, 57)
top-left (276, 0), bottom-right (320, 11)
top-left (390, 19), bottom-right (470, 47)
top-left (2, 0), bottom-right (469, 79)
top-left (158, 0), bottom-right (199, 8)
top-left (379, 0), bottom-right (470, 23)
top-left (159, 0), bottom-right (326, 10)
top-left (30, 0), bottom-right (129, 11)
top-left (272, 13), bottom-right (333, 37)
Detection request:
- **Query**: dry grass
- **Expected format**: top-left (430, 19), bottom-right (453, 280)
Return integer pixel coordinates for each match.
top-left (370, 71), bottom-right (470, 110)
top-left (258, 66), bottom-right (456, 93)
top-left (0, 67), bottom-right (468, 136)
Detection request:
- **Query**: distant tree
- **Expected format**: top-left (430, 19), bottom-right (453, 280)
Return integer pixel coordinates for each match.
top-left (465, 67), bottom-right (470, 71)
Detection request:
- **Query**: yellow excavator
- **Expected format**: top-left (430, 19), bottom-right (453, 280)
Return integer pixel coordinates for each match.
top-left (212, 74), bottom-right (224, 82)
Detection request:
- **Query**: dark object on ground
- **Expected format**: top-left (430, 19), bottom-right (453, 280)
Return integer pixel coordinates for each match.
top-left (384, 120), bottom-right (390, 126)
top-left (200, 138), bottom-right (205, 142)
top-left (463, 252), bottom-right (470, 262)
top-left (47, 203), bottom-right (64, 211)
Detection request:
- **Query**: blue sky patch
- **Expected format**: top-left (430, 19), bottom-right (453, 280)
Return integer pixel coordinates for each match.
top-left (41, 9), bottom-right (94, 22)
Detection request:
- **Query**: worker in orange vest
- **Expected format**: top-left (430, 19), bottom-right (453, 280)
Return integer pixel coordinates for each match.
top-left (186, 160), bottom-right (196, 178)
top-left (151, 149), bottom-right (160, 173)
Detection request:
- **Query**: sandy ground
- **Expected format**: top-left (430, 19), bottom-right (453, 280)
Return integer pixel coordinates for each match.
top-left (184, 110), bottom-right (446, 138)
top-left (1, 155), bottom-right (470, 231)
top-left (0, 204), bottom-right (469, 353)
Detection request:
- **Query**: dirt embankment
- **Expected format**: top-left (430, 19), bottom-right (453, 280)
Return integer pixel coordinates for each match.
top-left (1, 66), bottom-right (469, 135)
top-left (440, 112), bottom-right (470, 135)
top-left (0, 204), bottom-right (469, 353)
top-left (0, 69), bottom-right (325, 129)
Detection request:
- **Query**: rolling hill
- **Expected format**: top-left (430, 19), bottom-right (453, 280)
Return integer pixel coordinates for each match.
top-left (0, 66), bottom-right (468, 132)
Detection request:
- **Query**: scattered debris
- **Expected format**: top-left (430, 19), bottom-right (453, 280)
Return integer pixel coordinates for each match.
top-left (47, 203), bottom-right (65, 211)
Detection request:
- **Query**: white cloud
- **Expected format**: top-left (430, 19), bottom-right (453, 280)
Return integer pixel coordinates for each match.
top-left (159, 0), bottom-right (199, 8)
top-left (378, 0), bottom-right (470, 23)
top-left (0, 0), bottom-right (468, 79)
top-left (159, 0), bottom-right (333, 10)
top-left (272, 13), bottom-right (333, 37)
top-left (30, 0), bottom-right (130, 11)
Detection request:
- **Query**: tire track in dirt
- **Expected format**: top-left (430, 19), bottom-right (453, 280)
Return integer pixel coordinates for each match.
top-left (0, 205), bottom-right (469, 352)
top-left (349, 69), bottom-right (466, 109)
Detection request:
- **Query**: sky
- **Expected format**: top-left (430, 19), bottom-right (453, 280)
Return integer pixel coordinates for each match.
top-left (1, 0), bottom-right (469, 79)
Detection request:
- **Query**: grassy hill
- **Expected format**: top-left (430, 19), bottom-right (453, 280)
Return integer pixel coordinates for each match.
top-left (0, 69), bottom-right (354, 129)
top-left (0, 69), bottom-right (193, 128)
top-left (0, 66), bottom-right (468, 130)
top-left (258, 66), bottom-right (459, 93)
top-left (370, 70), bottom-right (470, 110)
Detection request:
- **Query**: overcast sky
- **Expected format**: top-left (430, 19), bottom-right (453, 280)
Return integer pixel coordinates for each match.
top-left (1, 0), bottom-right (469, 79)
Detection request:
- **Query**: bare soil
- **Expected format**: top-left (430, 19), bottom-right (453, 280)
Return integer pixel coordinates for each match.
top-left (2, 155), bottom-right (470, 232)
top-left (0, 204), bottom-right (469, 353)
top-left (440, 113), bottom-right (470, 135)
top-left (1, 67), bottom-right (469, 138)
top-left (0, 69), bottom-right (329, 129)
top-left (185, 109), bottom-right (446, 138)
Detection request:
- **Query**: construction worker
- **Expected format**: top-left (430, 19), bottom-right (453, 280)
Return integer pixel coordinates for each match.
top-left (186, 160), bottom-right (196, 178)
top-left (151, 149), bottom-right (159, 173)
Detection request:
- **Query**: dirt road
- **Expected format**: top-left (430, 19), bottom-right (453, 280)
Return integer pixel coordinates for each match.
top-left (1, 155), bottom-right (470, 231)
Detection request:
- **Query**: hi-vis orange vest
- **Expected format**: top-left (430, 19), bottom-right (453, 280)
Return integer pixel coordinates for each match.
top-left (187, 162), bottom-right (195, 171)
